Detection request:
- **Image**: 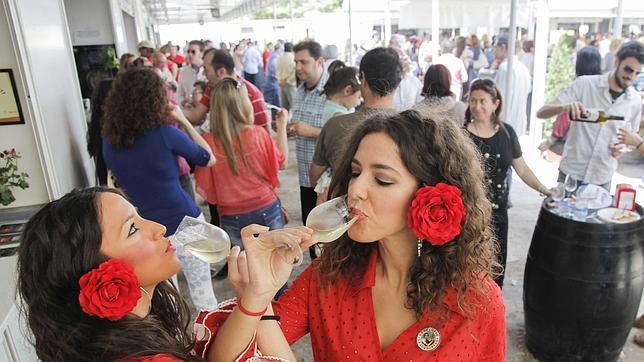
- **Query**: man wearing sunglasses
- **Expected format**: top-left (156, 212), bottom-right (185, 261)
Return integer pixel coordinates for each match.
top-left (537, 41), bottom-right (642, 190)
top-left (183, 48), bottom-right (269, 131)
top-left (177, 40), bottom-right (207, 108)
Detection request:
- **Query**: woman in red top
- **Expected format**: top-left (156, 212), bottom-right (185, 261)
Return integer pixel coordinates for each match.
top-left (198, 110), bottom-right (506, 361)
top-left (195, 77), bottom-right (288, 250)
top-left (16, 187), bottom-right (309, 361)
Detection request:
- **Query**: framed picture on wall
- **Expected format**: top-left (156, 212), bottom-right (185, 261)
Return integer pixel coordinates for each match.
top-left (0, 68), bottom-right (25, 125)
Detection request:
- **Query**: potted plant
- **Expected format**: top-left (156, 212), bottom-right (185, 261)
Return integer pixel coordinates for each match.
top-left (0, 148), bottom-right (29, 206)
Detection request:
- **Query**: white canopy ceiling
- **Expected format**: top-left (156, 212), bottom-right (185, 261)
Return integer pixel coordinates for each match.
top-left (398, 0), bottom-right (530, 30)
top-left (398, 0), bottom-right (644, 30)
top-left (143, 0), bottom-right (281, 24)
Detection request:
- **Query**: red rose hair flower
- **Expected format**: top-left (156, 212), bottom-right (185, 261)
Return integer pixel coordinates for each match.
top-left (78, 259), bottom-right (141, 321)
top-left (407, 183), bottom-right (467, 246)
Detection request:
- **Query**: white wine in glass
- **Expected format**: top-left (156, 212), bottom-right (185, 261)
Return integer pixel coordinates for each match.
top-left (184, 239), bottom-right (231, 264)
top-left (172, 216), bottom-right (231, 264)
top-left (306, 195), bottom-right (357, 244)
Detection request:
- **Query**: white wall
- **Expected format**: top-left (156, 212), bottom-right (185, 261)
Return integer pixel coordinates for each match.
top-left (0, 1), bottom-right (49, 209)
top-left (4, 0), bottom-right (94, 200)
top-left (64, 0), bottom-right (114, 45)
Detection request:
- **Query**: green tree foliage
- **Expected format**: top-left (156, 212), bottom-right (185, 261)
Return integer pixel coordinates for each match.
top-left (103, 47), bottom-right (119, 70)
top-left (543, 35), bottom-right (575, 136)
top-left (253, 0), bottom-right (342, 20)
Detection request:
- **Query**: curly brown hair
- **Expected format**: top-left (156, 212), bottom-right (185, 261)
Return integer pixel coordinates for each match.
top-left (102, 67), bottom-right (170, 149)
top-left (318, 110), bottom-right (499, 318)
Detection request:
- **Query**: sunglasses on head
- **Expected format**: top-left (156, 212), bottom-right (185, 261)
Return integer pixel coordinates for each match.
top-left (221, 77), bottom-right (243, 89)
top-left (623, 65), bottom-right (643, 75)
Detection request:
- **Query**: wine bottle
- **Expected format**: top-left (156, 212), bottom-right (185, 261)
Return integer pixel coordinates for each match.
top-left (571, 109), bottom-right (625, 124)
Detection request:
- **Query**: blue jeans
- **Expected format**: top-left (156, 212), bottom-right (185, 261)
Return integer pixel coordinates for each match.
top-left (221, 199), bottom-right (285, 249)
top-left (221, 199), bottom-right (287, 298)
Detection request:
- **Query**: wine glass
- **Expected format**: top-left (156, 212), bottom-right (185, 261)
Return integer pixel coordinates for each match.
top-left (618, 122), bottom-right (634, 154)
top-left (171, 216), bottom-right (231, 264)
top-left (171, 216), bottom-right (305, 266)
top-left (564, 174), bottom-right (578, 198)
top-left (552, 182), bottom-right (565, 202)
top-left (306, 195), bottom-right (357, 244)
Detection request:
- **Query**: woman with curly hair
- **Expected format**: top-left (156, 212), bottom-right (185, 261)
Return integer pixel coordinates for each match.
top-left (17, 187), bottom-right (309, 361)
top-left (102, 67), bottom-right (217, 311)
top-left (197, 110), bottom-right (507, 361)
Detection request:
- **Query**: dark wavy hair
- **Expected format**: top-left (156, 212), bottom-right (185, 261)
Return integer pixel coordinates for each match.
top-left (322, 60), bottom-right (360, 97)
top-left (616, 40), bottom-right (644, 63)
top-left (359, 47), bottom-right (403, 97)
top-left (102, 67), bottom-right (170, 149)
top-left (575, 46), bottom-right (602, 77)
top-left (16, 187), bottom-right (198, 361)
top-left (318, 110), bottom-right (499, 318)
top-left (465, 79), bottom-right (504, 128)
top-left (293, 40), bottom-right (323, 59)
top-left (422, 64), bottom-right (453, 98)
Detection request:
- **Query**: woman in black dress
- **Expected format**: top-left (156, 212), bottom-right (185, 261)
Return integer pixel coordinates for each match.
top-left (465, 79), bottom-right (552, 288)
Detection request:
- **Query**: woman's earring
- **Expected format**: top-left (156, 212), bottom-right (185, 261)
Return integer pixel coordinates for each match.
top-left (417, 239), bottom-right (422, 257)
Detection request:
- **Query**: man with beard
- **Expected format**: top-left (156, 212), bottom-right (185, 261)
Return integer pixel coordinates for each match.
top-left (537, 41), bottom-right (642, 190)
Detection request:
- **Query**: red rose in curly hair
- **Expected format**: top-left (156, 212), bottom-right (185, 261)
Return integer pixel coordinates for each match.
top-left (78, 259), bottom-right (141, 321)
top-left (407, 183), bottom-right (467, 246)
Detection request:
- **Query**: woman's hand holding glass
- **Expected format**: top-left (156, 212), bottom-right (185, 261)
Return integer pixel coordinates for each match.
top-left (228, 225), bottom-right (314, 307)
top-left (274, 108), bottom-right (289, 131)
top-left (169, 105), bottom-right (196, 133)
top-left (617, 125), bottom-right (641, 149)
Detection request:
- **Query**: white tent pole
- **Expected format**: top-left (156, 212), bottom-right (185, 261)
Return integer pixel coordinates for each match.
top-left (349, 0), bottom-right (353, 63)
top-left (384, 0), bottom-right (392, 44)
top-left (289, 0), bottom-right (294, 42)
top-left (432, 0), bottom-right (439, 61)
top-left (506, 0), bottom-right (518, 111)
top-left (530, 0), bottom-right (549, 145)
top-left (613, 0), bottom-right (624, 37)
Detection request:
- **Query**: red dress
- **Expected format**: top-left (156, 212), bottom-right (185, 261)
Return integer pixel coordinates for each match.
top-left (195, 250), bottom-right (506, 361)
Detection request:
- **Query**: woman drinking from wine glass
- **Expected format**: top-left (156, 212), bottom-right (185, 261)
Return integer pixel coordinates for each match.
top-left (17, 187), bottom-right (310, 361)
top-left (197, 110), bottom-right (507, 361)
top-left (465, 79), bottom-right (553, 288)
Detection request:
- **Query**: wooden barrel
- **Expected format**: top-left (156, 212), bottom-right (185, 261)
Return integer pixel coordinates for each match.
top-left (523, 204), bottom-right (644, 362)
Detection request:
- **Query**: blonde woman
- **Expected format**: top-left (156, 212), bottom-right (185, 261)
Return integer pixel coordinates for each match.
top-left (195, 77), bottom-right (289, 250)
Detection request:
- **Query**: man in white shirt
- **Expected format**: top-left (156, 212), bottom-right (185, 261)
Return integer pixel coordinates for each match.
top-left (418, 33), bottom-right (438, 75)
top-left (537, 41), bottom-right (643, 189)
top-left (176, 40), bottom-right (206, 107)
top-left (494, 37), bottom-right (532, 134)
top-left (434, 41), bottom-right (468, 100)
top-left (242, 42), bottom-right (263, 87)
top-left (389, 35), bottom-right (423, 110)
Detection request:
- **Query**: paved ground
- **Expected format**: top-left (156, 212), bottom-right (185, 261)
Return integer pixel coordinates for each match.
top-left (182, 137), bottom-right (644, 361)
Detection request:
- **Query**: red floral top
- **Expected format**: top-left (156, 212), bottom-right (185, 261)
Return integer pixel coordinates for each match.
top-left (276, 250), bottom-right (505, 361)
top-left (196, 249), bottom-right (506, 361)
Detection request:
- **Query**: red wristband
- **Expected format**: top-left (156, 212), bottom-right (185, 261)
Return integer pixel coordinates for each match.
top-left (237, 297), bottom-right (268, 317)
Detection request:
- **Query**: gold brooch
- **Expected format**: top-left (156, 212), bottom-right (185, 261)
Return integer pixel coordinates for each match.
top-left (416, 327), bottom-right (441, 351)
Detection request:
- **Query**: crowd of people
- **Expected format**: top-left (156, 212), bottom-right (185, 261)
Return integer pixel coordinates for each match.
top-left (17, 27), bottom-right (644, 361)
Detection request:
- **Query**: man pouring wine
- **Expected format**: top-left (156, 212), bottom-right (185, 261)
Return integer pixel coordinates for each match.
top-left (537, 41), bottom-right (643, 190)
